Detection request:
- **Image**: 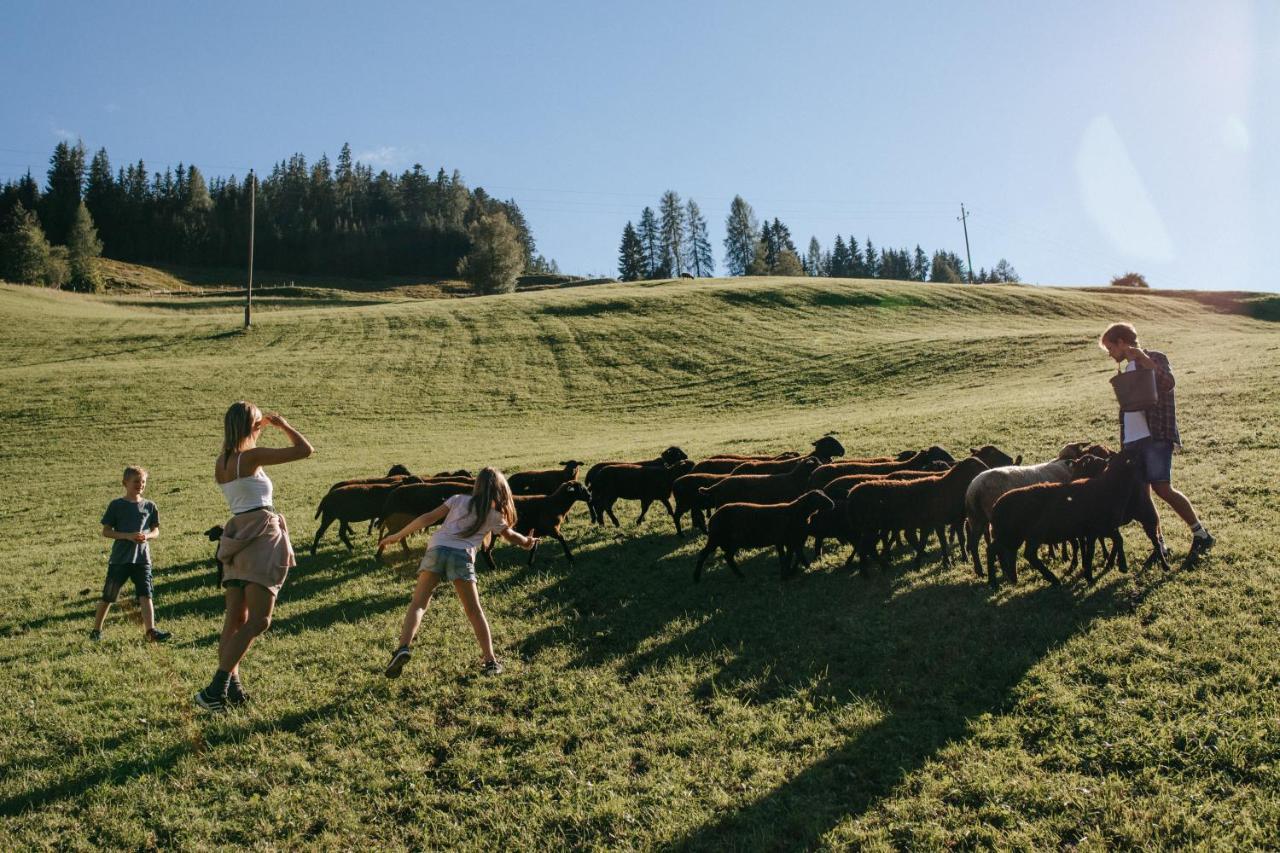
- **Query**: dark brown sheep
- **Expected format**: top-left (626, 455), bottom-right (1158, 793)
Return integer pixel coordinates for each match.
top-left (969, 445), bottom-right (1021, 468)
top-left (589, 460), bottom-right (696, 531)
top-left (842, 457), bottom-right (989, 572)
top-left (808, 445), bottom-right (955, 490)
top-left (375, 481), bottom-right (474, 561)
top-left (697, 457), bottom-right (821, 509)
top-left (671, 472), bottom-right (731, 535)
top-left (988, 451), bottom-right (1167, 587)
top-left (508, 460), bottom-right (585, 496)
top-left (480, 481), bottom-right (593, 567)
top-left (585, 447), bottom-right (687, 522)
top-left (313, 480), bottom-right (410, 555)
top-left (694, 491), bottom-right (835, 581)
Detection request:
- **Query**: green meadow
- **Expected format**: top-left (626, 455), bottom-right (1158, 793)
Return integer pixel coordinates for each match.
top-left (1, 275), bottom-right (1277, 850)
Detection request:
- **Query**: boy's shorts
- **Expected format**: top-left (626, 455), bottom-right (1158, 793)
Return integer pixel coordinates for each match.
top-left (1125, 436), bottom-right (1174, 484)
top-left (102, 562), bottom-right (153, 601)
top-left (419, 546), bottom-right (477, 582)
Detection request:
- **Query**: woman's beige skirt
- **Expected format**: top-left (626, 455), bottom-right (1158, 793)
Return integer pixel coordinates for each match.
top-left (216, 509), bottom-right (295, 596)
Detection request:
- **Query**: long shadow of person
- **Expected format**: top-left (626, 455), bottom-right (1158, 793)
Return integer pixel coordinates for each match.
top-left (514, 530), bottom-right (1125, 849)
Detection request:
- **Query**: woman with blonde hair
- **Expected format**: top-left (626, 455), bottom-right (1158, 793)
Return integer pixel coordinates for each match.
top-left (379, 467), bottom-right (536, 678)
top-left (196, 401), bottom-right (313, 712)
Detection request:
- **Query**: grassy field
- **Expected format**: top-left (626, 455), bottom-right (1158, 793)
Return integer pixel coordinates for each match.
top-left (0, 275), bottom-right (1277, 850)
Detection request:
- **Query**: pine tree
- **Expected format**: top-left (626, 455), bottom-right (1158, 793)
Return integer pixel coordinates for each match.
top-left (863, 237), bottom-right (879, 278)
top-left (806, 237), bottom-right (822, 276)
top-left (685, 199), bottom-right (714, 277)
top-left (66, 202), bottom-right (104, 292)
top-left (848, 235), bottom-right (864, 277)
top-left (458, 210), bottom-right (524, 295)
top-left (658, 190), bottom-right (686, 276)
top-left (759, 220), bottom-right (776, 271)
top-left (723, 195), bottom-right (759, 276)
top-left (618, 221), bottom-right (645, 281)
top-left (830, 235), bottom-right (850, 277)
top-left (0, 202), bottom-right (54, 285)
top-left (638, 206), bottom-right (661, 278)
top-left (912, 245), bottom-right (929, 281)
top-left (41, 140), bottom-right (87, 245)
top-left (929, 250), bottom-right (964, 283)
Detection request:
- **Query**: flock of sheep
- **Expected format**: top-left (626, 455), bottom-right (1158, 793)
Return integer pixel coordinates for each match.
top-left (312, 433), bottom-right (1170, 588)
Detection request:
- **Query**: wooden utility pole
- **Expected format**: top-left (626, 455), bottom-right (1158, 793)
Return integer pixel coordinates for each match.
top-left (245, 170), bottom-right (256, 328)
top-left (958, 203), bottom-right (974, 283)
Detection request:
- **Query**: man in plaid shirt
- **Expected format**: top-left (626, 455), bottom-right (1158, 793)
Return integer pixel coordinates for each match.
top-left (1100, 322), bottom-right (1215, 556)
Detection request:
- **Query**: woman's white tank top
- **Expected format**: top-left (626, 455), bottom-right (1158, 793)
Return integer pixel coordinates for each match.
top-left (220, 452), bottom-right (274, 513)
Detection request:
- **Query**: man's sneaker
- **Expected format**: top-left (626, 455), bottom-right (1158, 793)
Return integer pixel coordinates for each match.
top-left (385, 646), bottom-right (412, 679)
top-left (1190, 531), bottom-right (1216, 556)
top-left (481, 659), bottom-right (504, 676)
top-left (146, 628), bottom-right (172, 643)
top-left (89, 629), bottom-right (102, 642)
top-left (194, 688), bottom-right (226, 713)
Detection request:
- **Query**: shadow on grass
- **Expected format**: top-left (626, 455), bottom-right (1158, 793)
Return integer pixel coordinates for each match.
top-left (513, 528), bottom-right (1127, 849)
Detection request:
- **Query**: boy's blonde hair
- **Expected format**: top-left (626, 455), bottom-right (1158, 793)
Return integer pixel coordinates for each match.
top-left (222, 401), bottom-right (262, 464)
top-left (460, 467), bottom-right (517, 538)
top-left (1099, 322), bottom-right (1139, 350)
top-left (123, 465), bottom-right (148, 482)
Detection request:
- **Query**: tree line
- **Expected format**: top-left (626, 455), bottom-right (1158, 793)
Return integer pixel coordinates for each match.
top-left (0, 140), bottom-right (552, 289)
top-left (620, 193), bottom-right (1019, 284)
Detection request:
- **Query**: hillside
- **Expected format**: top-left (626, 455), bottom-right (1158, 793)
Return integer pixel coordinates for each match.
top-left (0, 276), bottom-right (1277, 848)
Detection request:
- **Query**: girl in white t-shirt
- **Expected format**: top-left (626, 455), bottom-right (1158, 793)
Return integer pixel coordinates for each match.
top-left (379, 467), bottom-right (536, 677)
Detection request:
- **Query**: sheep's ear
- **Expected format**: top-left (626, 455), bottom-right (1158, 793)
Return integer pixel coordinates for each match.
top-left (969, 447), bottom-right (978, 456)
top-left (1014, 455), bottom-right (1023, 465)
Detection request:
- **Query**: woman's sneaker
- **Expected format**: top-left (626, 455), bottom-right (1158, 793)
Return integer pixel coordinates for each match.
top-left (481, 659), bottom-right (504, 676)
top-left (194, 688), bottom-right (226, 713)
top-left (89, 629), bottom-right (102, 642)
top-left (385, 646), bottom-right (412, 679)
top-left (146, 628), bottom-right (172, 643)
top-left (226, 681), bottom-right (250, 707)
top-left (1190, 531), bottom-right (1216, 556)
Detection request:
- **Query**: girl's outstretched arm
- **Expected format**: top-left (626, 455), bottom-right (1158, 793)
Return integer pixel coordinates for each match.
top-left (500, 528), bottom-right (538, 550)
top-left (379, 503), bottom-right (450, 548)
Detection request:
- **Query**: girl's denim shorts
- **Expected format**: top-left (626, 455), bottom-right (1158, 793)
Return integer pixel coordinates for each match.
top-left (419, 546), bottom-right (477, 582)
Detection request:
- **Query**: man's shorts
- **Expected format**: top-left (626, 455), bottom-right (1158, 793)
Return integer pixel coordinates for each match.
top-left (102, 562), bottom-right (153, 601)
top-left (1125, 436), bottom-right (1174, 484)
top-left (419, 546), bottom-right (477, 582)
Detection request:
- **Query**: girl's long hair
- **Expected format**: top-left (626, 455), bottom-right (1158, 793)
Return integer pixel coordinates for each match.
top-left (461, 467), bottom-right (516, 538)
top-left (222, 401), bottom-right (262, 465)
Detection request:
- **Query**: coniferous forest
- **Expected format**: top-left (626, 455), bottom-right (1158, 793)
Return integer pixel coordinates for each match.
top-left (0, 141), bottom-right (545, 279)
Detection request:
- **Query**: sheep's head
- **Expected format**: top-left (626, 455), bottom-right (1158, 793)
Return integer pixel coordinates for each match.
top-left (661, 446), bottom-right (689, 465)
top-left (1068, 454), bottom-right (1108, 478)
top-left (386, 464), bottom-right (412, 477)
top-left (811, 434), bottom-right (845, 460)
top-left (1057, 441), bottom-right (1090, 461)
top-left (562, 480), bottom-right (592, 504)
top-left (666, 460), bottom-right (695, 479)
top-left (559, 460), bottom-right (585, 475)
top-left (921, 445), bottom-right (956, 465)
top-left (970, 445), bottom-right (1015, 468)
top-left (799, 490), bottom-right (836, 518)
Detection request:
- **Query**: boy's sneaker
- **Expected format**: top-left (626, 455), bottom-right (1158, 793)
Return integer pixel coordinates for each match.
top-left (1190, 531), bottom-right (1216, 556)
top-left (385, 646), bottom-right (412, 679)
top-left (89, 629), bottom-right (102, 642)
top-left (481, 659), bottom-right (504, 676)
top-left (193, 688), bottom-right (226, 713)
top-left (146, 628), bottom-right (172, 643)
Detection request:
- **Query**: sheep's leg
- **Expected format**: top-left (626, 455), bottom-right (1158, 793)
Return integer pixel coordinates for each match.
top-left (967, 518), bottom-right (986, 578)
top-left (988, 542), bottom-right (1004, 587)
top-left (338, 520), bottom-right (355, 552)
top-left (724, 549), bottom-right (745, 579)
top-left (311, 513), bottom-right (335, 556)
top-left (693, 540), bottom-right (717, 582)
top-left (693, 507), bottom-right (707, 533)
top-left (813, 536), bottom-right (825, 558)
top-left (636, 499), bottom-right (652, 525)
top-left (1023, 540), bottom-right (1061, 586)
top-left (659, 497), bottom-right (676, 521)
top-left (551, 530), bottom-right (573, 564)
top-left (480, 537), bottom-right (497, 572)
top-left (912, 529), bottom-right (929, 569)
top-left (526, 539), bottom-right (540, 567)
top-left (776, 544), bottom-right (792, 578)
top-left (935, 525), bottom-right (950, 569)
top-left (605, 502), bottom-right (621, 528)
top-left (1081, 538), bottom-right (1096, 585)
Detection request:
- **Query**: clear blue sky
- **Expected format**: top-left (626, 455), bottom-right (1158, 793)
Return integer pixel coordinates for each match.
top-left (3, 1), bottom-right (1276, 290)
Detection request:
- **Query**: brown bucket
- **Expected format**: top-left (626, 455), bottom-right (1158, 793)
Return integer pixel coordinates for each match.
top-left (1110, 367), bottom-right (1158, 412)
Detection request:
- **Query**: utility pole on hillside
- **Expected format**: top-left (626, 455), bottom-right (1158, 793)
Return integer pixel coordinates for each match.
top-left (245, 170), bottom-right (256, 328)
top-left (958, 203), bottom-right (974, 283)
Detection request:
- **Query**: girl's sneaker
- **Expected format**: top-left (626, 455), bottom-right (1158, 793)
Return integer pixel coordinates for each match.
top-left (146, 628), bottom-right (172, 643)
top-left (226, 680), bottom-right (250, 707)
top-left (385, 646), bottom-right (412, 679)
top-left (481, 659), bottom-right (504, 676)
top-left (194, 688), bottom-right (226, 713)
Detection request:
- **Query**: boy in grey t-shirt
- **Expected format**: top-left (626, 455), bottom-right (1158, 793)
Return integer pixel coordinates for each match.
top-left (92, 466), bottom-right (171, 642)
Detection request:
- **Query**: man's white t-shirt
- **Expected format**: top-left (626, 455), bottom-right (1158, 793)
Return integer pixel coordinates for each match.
top-left (1122, 359), bottom-right (1151, 444)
